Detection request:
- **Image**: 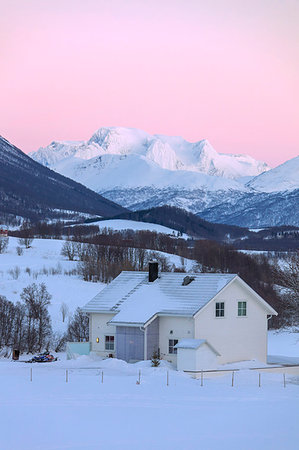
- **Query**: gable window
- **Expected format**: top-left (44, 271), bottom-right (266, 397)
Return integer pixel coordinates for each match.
top-left (105, 335), bottom-right (115, 351)
top-left (215, 302), bottom-right (225, 317)
top-left (238, 301), bottom-right (247, 316)
top-left (169, 339), bottom-right (178, 354)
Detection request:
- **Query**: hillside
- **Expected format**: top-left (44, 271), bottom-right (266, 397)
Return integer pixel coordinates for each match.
top-left (0, 136), bottom-right (126, 222)
top-left (111, 205), bottom-right (250, 241)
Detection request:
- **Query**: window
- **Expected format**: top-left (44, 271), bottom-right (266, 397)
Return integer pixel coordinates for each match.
top-left (169, 339), bottom-right (178, 354)
top-left (105, 335), bottom-right (114, 351)
top-left (238, 301), bottom-right (247, 316)
top-left (215, 302), bottom-right (225, 317)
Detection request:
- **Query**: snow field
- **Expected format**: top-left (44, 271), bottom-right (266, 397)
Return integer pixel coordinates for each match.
top-left (77, 218), bottom-right (189, 238)
top-left (0, 357), bottom-right (298, 450)
top-left (0, 237), bottom-right (196, 333)
top-left (0, 237), bottom-right (102, 333)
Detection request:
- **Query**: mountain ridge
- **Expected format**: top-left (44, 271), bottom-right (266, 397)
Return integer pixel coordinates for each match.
top-left (0, 135), bottom-right (127, 222)
top-left (28, 127), bottom-right (299, 227)
top-left (30, 126), bottom-right (270, 184)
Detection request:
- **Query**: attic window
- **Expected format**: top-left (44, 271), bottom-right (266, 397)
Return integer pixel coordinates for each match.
top-left (182, 276), bottom-right (195, 286)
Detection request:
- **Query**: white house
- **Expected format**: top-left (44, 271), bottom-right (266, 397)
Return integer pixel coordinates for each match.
top-left (82, 262), bottom-right (277, 371)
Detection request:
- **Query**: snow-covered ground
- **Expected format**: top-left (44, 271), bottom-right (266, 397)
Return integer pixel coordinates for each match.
top-left (77, 218), bottom-right (189, 238)
top-left (268, 329), bottom-right (299, 357)
top-left (0, 330), bottom-right (298, 450)
top-left (0, 237), bottom-right (102, 333)
top-left (0, 237), bottom-right (196, 332)
top-left (1, 238), bottom-right (298, 449)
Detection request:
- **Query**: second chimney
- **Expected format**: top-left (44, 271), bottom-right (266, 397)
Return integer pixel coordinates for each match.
top-left (148, 261), bottom-right (158, 282)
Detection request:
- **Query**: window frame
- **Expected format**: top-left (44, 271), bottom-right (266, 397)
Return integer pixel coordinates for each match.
top-left (105, 335), bottom-right (115, 351)
top-left (168, 339), bottom-right (178, 354)
top-left (237, 301), bottom-right (247, 317)
top-left (215, 302), bottom-right (225, 318)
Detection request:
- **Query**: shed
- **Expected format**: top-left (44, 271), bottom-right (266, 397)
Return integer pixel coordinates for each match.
top-left (175, 339), bottom-right (220, 372)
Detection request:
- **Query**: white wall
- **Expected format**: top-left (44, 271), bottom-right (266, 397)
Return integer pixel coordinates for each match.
top-left (195, 345), bottom-right (218, 370)
top-left (177, 344), bottom-right (218, 371)
top-left (158, 316), bottom-right (194, 364)
top-left (177, 348), bottom-right (196, 371)
top-left (90, 313), bottom-right (116, 357)
top-left (194, 279), bottom-right (269, 364)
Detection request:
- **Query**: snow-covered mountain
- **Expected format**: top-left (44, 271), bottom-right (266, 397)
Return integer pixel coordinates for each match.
top-left (247, 156), bottom-right (299, 193)
top-left (31, 127), bottom-right (270, 186)
top-left (30, 127), bottom-right (298, 227)
top-left (0, 135), bottom-right (126, 222)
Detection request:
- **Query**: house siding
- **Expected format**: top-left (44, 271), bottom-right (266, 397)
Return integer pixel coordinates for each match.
top-left (146, 317), bottom-right (159, 360)
top-left (116, 326), bottom-right (144, 362)
top-left (159, 316), bottom-right (194, 364)
top-left (176, 345), bottom-right (218, 372)
top-left (90, 313), bottom-right (116, 357)
top-left (194, 279), bottom-right (268, 364)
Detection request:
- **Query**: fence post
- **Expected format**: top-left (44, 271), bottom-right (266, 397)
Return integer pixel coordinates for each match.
top-left (283, 373), bottom-right (286, 388)
top-left (30, 367), bottom-right (32, 382)
top-left (201, 370), bottom-right (203, 387)
top-left (66, 369), bottom-right (68, 383)
top-left (231, 371), bottom-right (234, 387)
top-left (139, 369), bottom-right (141, 385)
top-left (258, 373), bottom-right (261, 388)
top-left (167, 371), bottom-right (169, 386)
top-left (101, 371), bottom-right (104, 384)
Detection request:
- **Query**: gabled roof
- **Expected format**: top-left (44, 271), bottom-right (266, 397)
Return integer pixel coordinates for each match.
top-left (174, 339), bottom-right (220, 355)
top-left (82, 271), bottom-right (237, 326)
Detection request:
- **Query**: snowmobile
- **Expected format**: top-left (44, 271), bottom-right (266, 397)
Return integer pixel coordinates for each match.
top-left (26, 351), bottom-right (57, 363)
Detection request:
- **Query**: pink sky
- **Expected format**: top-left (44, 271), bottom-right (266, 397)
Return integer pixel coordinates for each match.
top-left (1, 0), bottom-right (298, 167)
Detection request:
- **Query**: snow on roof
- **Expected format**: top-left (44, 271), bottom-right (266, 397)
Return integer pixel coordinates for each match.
top-left (82, 271), bottom-right (236, 326)
top-left (174, 339), bottom-right (220, 355)
top-left (174, 339), bottom-right (207, 349)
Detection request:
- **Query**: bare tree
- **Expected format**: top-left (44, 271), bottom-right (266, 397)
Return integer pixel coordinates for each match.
top-left (20, 283), bottom-right (52, 352)
top-left (67, 308), bottom-right (89, 342)
top-left (0, 237), bottom-right (8, 254)
top-left (60, 302), bottom-right (69, 323)
top-left (274, 253), bottom-right (299, 325)
top-left (18, 237), bottom-right (34, 249)
top-left (8, 266), bottom-right (21, 280)
top-left (0, 296), bottom-right (14, 348)
top-left (16, 246), bottom-right (24, 256)
top-left (61, 240), bottom-right (76, 261)
top-left (52, 332), bottom-right (67, 352)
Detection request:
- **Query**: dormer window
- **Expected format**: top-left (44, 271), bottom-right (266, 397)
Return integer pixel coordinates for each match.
top-left (182, 276), bottom-right (195, 286)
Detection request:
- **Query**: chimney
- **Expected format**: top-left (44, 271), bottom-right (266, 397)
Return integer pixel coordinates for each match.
top-left (148, 261), bottom-right (158, 282)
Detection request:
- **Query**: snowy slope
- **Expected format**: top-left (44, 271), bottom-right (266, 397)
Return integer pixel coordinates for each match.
top-left (0, 238), bottom-right (196, 333)
top-left (78, 219), bottom-right (189, 238)
top-left (247, 156), bottom-right (299, 193)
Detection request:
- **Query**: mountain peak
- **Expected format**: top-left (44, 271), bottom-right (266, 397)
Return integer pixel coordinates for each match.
top-left (30, 126), bottom-right (271, 188)
top-left (247, 155), bottom-right (299, 193)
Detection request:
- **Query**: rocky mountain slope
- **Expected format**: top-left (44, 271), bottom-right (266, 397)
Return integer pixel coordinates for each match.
top-left (0, 136), bottom-right (126, 222)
